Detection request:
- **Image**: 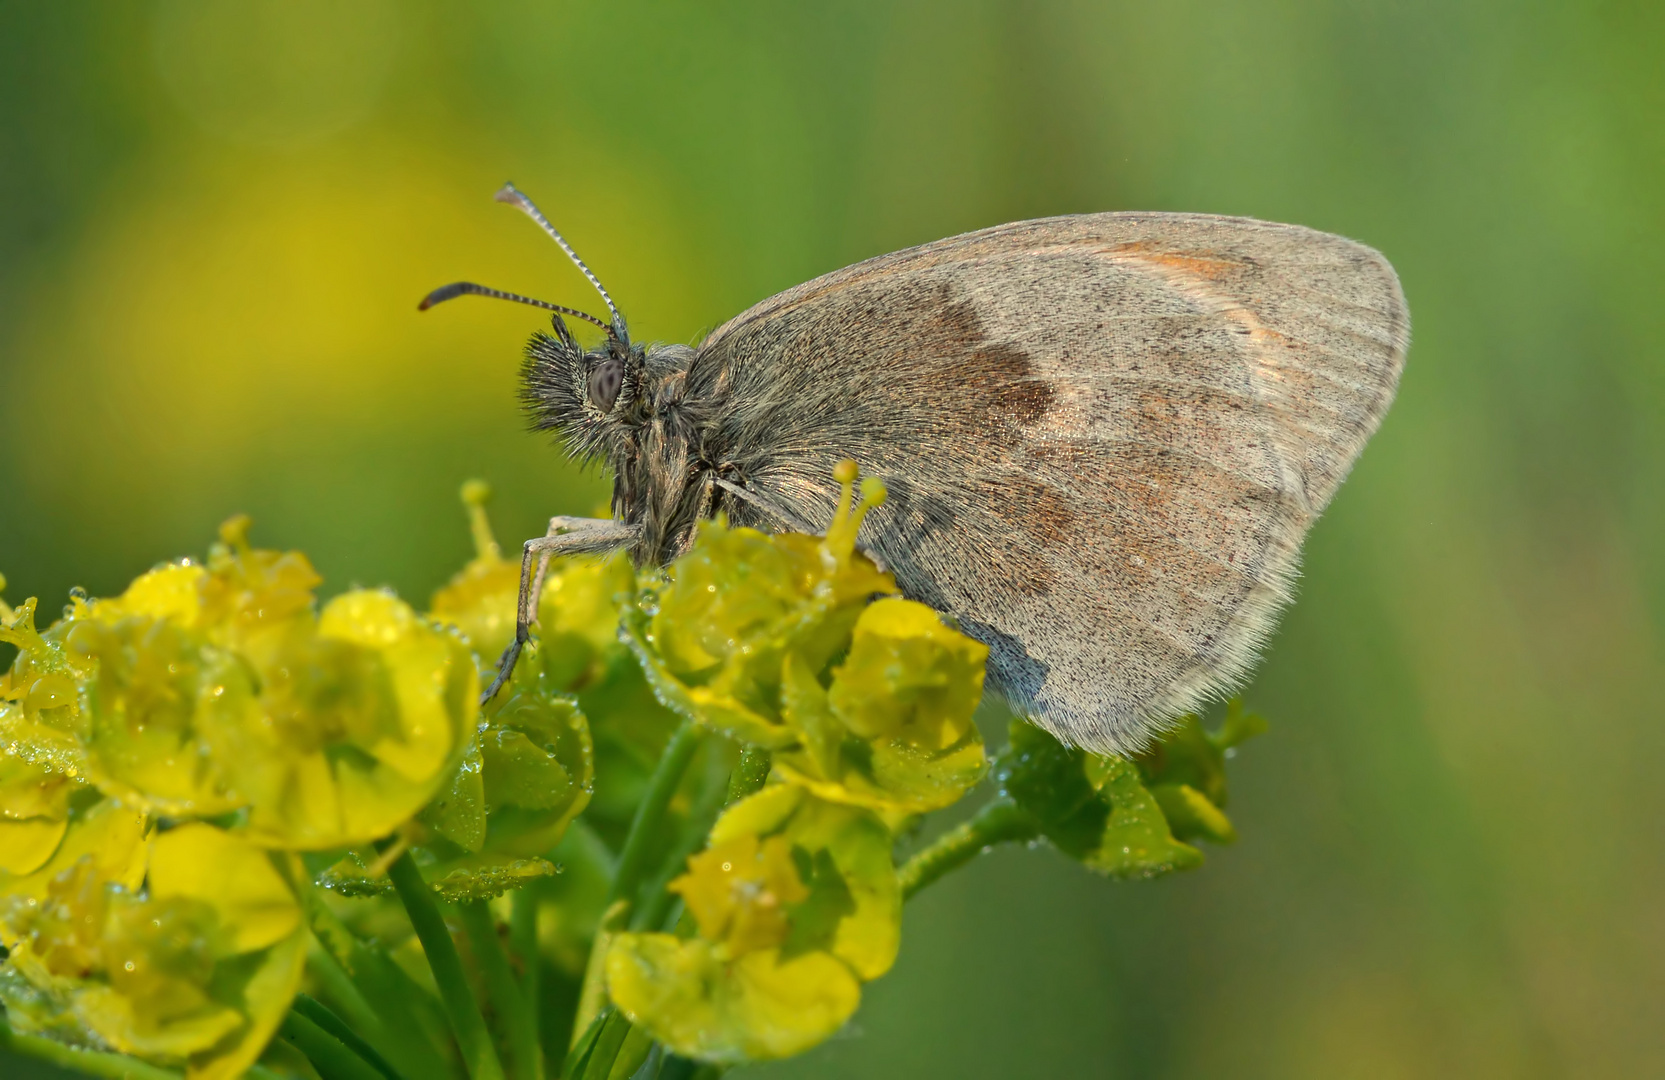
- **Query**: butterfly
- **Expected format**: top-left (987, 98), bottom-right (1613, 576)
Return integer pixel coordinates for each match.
top-left (422, 185), bottom-right (1407, 754)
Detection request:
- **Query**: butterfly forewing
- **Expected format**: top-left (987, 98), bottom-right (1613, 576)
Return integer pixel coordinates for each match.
top-left (690, 213), bottom-right (1407, 753)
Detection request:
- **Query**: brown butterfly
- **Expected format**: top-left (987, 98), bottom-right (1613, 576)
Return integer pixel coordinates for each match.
top-left (422, 184), bottom-right (1407, 754)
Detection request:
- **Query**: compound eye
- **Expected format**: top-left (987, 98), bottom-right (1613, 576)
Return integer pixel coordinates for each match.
top-left (587, 358), bottom-right (624, 412)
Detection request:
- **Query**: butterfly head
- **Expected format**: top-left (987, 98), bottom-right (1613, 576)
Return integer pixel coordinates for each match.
top-left (519, 314), bottom-right (650, 456)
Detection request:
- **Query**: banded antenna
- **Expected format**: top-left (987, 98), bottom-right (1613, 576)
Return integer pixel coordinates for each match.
top-left (494, 182), bottom-right (624, 333)
top-left (417, 281), bottom-right (610, 330)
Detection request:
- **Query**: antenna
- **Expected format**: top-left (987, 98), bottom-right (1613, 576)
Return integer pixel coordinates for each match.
top-left (494, 182), bottom-right (624, 332)
top-left (417, 281), bottom-right (611, 329)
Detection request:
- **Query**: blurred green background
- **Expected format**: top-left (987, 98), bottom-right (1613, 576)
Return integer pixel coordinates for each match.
top-left (2, 2), bottom-right (1661, 1077)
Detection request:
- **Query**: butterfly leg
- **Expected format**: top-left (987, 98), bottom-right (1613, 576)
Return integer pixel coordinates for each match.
top-left (481, 518), bottom-right (640, 706)
top-left (667, 475), bottom-right (720, 561)
top-left (527, 515), bottom-right (607, 610)
top-left (712, 476), bottom-right (817, 534)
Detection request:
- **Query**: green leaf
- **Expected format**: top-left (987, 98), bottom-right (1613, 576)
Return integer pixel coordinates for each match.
top-left (1081, 756), bottom-right (1203, 879)
top-left (425, 855), bottom-right (557, 903)
top-left (997, 720), bottom-right (1203, 879)
top-left (995, 721), bottom-right (1110, 860)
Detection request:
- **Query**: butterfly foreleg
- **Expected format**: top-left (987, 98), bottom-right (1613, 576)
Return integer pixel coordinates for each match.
top-left (481, 517), bottom-right (640, 706)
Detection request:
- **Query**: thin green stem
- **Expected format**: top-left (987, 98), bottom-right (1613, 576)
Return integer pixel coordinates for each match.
top-left (459, 900), bottom-right (542, 1080)
top-left (383, 846), bottom-right (506, 1080)
top-left (560, 1008), bottom-right (610, 1079)
top-left (301, 895), bottom-right (454, 1080)
top-left (568, 1009), bottom-right (631, 1080)
top-left (0, 1031), bottom-right (182, 1080)
top-left (304, 946), bottom-right (388, 1052)
top-left (571, 720), bottom-right (701, 1045)
top-left (897, 799), bottom-right (1040, 901)
top-left (278, 1010), bottom-right (387, 1080)
top-left (607, 720), bottom-right (702, 910)
top-left (291, 994), bottom-right (406, 1080)
top-left (509, 888), bottom-right (542, 1059)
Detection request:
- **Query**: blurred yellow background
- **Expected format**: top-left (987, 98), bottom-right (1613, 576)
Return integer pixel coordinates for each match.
top-left (2, 3), bottom-right (1660, 1077)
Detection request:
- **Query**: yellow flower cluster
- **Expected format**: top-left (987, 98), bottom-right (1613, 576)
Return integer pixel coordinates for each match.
top-left (0, 515), bottom-right (479, 1075)
top-left (608, 462), bottom-right (985, 1061)
top-left (627, 464), bottom-right (989, 817)
top-left (0, 462), bottom-right (1256, 1080)
top-left (608, 785), bottom-right (899, 1062)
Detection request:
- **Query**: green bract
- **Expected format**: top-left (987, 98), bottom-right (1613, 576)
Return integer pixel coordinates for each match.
top-left (995, 703), bottom-right (1264, 880)
top-left (420, 640), bottom-right (595, 859)
top-left (1133, 698), bottom-right (1267, 844)
top-left (997, 718), bottom-right (1201, 878)
top-left (606, 784), bottom-right (898, 1063)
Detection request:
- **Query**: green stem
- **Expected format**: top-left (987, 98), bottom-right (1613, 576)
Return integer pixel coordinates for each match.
top-left (383, 846), bottom-right (506, 1080)
top-left (570, 720), bottom-right (701, 1044)
top-left (304, 946), bottom-right (387, 1054)
top-left (459, 900), bottom-right (542, 1080)
top-left (301, 895), bottom-right (454, 1080)
top-left (568, 1009), bottom-right (630, 1080)
top-left (897, 799), bottom-right (1040, 901)
top-left (291, 994), bottom-right (407, 1080)
top-left (560, 1008), bottom-right (610, 1079)
top-left (0, 1031), bottom-right (182, 1080)
top-left (509, 888), bottom-right (542, 1058)
top-left (607, 720), bottom-right (702, 911)
top-left (278, 1010), bottom-right (387, 1080)
top-left (632, 755), bottom-right (735, 933)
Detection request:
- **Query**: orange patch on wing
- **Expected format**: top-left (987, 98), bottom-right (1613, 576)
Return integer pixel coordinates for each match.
top-left (1112, 242), bottom-right (1245, 281)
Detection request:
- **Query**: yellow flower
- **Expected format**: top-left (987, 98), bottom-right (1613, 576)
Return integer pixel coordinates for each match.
top-left (670, 833), bottom-right (809, 955)
top-left (428, 480), bottom-right (521, 663)
top-left (774, 598), bottom-right (988, 814)
top-left (0, 819), bottom-right (304, 1080)
top-left (2, 520), bottom-right (476, 850)
top-left (0, 604), bottom-right (91, 876)
top-left (626, 464), bottom-right (900, 752)
top-left (628, 463), bottom-right (989, 813)
top-left (219, 587), bottom-right (477, 849)
top-left (0, 794), bottom-right (148, 913)
top-left (603, 936), bottom-right (859, 1065)
top-left (607, 784), bottom-right (898, 1063)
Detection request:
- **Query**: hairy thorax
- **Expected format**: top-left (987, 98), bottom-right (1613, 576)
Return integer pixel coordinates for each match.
top-left (614, 346), bottom-right (719, 565)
